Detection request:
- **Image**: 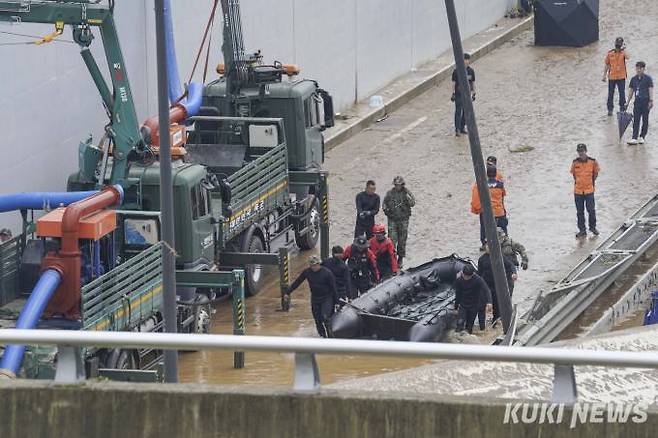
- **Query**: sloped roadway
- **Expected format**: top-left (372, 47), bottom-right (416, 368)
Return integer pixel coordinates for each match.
top-left (179, 0), bottom-right (658, 385)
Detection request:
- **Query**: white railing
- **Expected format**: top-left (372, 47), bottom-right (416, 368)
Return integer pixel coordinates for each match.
top-left (1, 329), bottom-right (658, 403)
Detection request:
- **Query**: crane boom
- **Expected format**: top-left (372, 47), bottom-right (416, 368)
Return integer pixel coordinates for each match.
top-left (0, 0), bottom-right (144, 188)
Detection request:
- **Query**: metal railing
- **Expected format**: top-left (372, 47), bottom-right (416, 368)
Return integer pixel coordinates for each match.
top-left (1, 329), bottom-right (658, 403)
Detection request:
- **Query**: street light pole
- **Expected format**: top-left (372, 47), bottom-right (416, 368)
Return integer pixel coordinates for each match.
top-left (443, 0), bottom-right (513, 332)
top-left (154, 0), bottom-right (179, 382)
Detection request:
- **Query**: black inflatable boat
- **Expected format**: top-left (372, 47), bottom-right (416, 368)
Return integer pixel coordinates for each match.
top-left (330, 255), bottom-right (474, 342)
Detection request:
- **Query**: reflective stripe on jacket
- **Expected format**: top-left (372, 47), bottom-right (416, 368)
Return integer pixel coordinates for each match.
top-left (470, 179), bottom-right (506, 217)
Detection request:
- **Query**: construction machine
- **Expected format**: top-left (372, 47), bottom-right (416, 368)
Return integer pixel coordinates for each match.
top-left (0, 0), bottom-right (334, 378)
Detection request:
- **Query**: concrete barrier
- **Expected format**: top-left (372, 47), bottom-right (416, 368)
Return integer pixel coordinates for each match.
top-left (1, 380), bottom-right (656, 438)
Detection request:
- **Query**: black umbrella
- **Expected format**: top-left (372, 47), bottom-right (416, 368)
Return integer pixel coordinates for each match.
top-left (617, 110), bottom-right (633, 140)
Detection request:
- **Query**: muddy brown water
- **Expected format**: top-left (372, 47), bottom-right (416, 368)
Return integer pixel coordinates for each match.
top-left (181, 0), bottom-right (658, 385)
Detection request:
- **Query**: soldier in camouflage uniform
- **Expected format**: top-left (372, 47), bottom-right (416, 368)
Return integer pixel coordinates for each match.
top-left (497, 227), bottom-right (529, 290)
top-left (383, 176), bottom-right (416, 267)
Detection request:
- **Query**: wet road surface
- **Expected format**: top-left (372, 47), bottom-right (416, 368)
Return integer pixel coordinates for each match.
top-left (180, 0), bottom-right (658, 385)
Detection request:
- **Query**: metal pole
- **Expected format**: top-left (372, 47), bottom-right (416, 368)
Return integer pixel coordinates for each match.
top-left (154, 0), bottom-right (179, 382)
top-left (443, 0), bottom-right (513, 332)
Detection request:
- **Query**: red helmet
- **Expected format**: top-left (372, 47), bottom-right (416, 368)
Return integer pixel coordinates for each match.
top-left (372, 224), bottom-right (386, 235)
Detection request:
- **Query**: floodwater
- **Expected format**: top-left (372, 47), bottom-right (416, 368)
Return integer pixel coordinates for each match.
top-left (180, 0), bottom-right (658, 385)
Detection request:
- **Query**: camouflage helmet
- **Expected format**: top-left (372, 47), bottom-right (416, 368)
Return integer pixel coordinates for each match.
top-left (392, 176), bottom-right (405, 186)
top-left (308, 255), bottom-right (321, 265)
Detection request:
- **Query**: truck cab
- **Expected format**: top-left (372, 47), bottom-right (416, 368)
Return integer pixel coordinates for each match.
top-left (203, 77), bottom-right (334, 176)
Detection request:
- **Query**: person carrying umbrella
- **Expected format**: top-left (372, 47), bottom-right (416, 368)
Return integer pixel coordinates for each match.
top-left (626, 61), bottom-right (654, 145)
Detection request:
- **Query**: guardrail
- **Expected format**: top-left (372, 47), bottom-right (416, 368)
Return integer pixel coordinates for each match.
top-left (1, 329), bottom-right (658, 404)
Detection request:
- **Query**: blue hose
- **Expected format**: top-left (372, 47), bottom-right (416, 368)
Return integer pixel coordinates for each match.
top-left (163, 0), bottom-right (203, 117)
top-left (182, 82), bottom-right (204, 117)
top-left (164, 0), bottom-right (182, 104)
top-left (0, 185), bottom-right (124, 214)
top-left (0, 269), bottom-right (62, 375)
top-left (0, 190), bottom-right (98, 213)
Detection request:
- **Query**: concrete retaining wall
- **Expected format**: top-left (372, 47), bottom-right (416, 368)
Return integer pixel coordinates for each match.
top-left (0, 0), bottom-right (513, 231)
top-left (0, 381), bottom-right (656, 438)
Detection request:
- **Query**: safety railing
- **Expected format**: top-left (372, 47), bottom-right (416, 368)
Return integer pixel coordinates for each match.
top-left (1, 329), bottom-right (658, 404)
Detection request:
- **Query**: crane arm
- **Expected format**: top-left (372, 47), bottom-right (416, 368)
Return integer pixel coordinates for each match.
top-left (0, 1), bottom-right (143, 188)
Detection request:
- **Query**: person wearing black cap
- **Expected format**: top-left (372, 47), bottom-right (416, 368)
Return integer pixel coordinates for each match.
top-left (322, 246), bottom-right (351, 304)
top-left (284, 255), bottom-right (338, 337)
top-left (626, 61), bottom-right (654, 144)
top-left (486, 156), bottom-right (504, 181)
top-left (451, 53), bottom-right (476, 136)
top-left (570, 143), bottom-right (600, 237)
top-left (471, 165), bottom-right (507, 249)
top-left (454, 264), bottom-right (492, 334)
top-left (603, 37), bottom-right (629, 116)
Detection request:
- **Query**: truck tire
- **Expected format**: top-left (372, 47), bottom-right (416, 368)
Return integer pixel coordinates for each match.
top-left (107, 349), bottom-right (138, 370)
top-left (245, 235), bottom-right (265, 296)
top-left (295, 202), bottom-right (320, 250)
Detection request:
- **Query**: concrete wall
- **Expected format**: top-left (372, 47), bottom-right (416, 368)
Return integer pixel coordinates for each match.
top-left (0, 0), bottom-right (512, 231)
top-left (0, 381), bottom-right (657, 438)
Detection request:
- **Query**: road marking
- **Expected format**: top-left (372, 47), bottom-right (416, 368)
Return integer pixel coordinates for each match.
top-left (385, 116), bottom-right (428, 143)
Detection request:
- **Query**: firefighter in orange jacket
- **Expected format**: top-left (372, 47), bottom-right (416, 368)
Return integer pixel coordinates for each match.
top-left (471, 165), bottom-right (507, 249)
top-left (369, 224), bottom-right (399, 280)
top-left (571, 143), bottom-right (600, 238)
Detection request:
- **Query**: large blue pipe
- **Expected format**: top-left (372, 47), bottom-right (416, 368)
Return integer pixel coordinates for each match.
top-left (163, 0), bottom-right (203, 117)
top-left (163, 0), bottom-right (182, 104)
top-left (0, 269), bottom-right (62, 375)
top-left (0, 190), bottom-right (98, 213)
top-left (0, 185), bottom-right (124, 214)
top-left (182, 82), bottom-right (203, 117)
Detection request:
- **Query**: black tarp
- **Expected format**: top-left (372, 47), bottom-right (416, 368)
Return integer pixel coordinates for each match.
top-left (534, 0), bottom-right (599, 47)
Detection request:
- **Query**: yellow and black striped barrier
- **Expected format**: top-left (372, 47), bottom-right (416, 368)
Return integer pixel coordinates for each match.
top-left (279, 247), bottom-right (291, 311)
top-left (231, 270), bottom-right (246, 369)
top-left (319, 173), bottom-right (330, 260)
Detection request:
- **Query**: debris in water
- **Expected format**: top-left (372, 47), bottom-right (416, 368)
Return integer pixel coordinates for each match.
top-left (508, 145), bottom-right (535, 153)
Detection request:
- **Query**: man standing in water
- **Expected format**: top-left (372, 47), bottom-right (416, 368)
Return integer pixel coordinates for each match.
top-left (603, 37), bottom-right (629, 116)
top-left (454, 264), bottom-right (492, 334)
top-left (354, 180), bottom-right (380, 239)
top-left (283, 256), bottom-right (338, 338)
top-left (570, 143), bottom-right (600, 237)
top-left (627, 61), bottom-right (654, 145)
top-left (451, 53), bottom-right (476, 136)
top-left (383, 176), bottom-right (415, 267)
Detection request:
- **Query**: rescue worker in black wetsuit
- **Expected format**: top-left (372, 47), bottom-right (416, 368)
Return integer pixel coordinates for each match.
top-left (321, 246), bottom-right (351, 305)
top-left (283, 255), bottom-right (338, 338)
top-left (477, 242), bottom-right (517, 328)
top-left (343, 236), bottom-right (380, 298)
top-left (354, 180), bottom-right (380, 239)
top-left (368, 223), bottom-right (399, 281)
top-left (454, 264), bottom-right (492, 334)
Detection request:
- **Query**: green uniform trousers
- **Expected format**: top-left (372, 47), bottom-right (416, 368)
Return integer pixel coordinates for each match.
top-left (388, 219), bottom-right (409, 258)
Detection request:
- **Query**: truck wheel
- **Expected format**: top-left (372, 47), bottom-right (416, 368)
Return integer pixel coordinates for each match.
top-left (245, 235), bottom-right (264, 296)
top-left (295, 203), bottom-right (320, 250)
top-left (107, 349), bottom-right (137, 370)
